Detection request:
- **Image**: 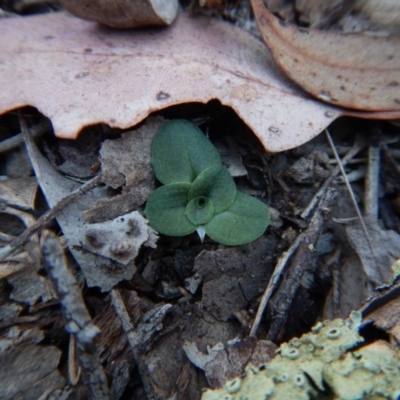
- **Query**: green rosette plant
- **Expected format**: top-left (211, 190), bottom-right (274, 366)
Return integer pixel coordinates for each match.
top-left (144, 119), bottom-right (270, 246)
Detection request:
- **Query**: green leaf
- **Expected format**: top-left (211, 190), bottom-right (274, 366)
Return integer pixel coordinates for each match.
top-left (205, 191), bottom-right (270, 246)
top-left (186, 196), bottom-right (215, 225)
top-left (144, 183), bottom-right (196, 236)
top-left (151, 120), bottom-right (222, 184)
top-left (188, 166), bottom-right (236, 214)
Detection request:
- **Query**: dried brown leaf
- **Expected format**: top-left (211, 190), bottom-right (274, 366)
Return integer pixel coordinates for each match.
top-left (251, 0), bottom-right (400, 111)
top-left (0, 11), bottom-right (375, 153)
top-left (59, 0), bottom-right (178, 28)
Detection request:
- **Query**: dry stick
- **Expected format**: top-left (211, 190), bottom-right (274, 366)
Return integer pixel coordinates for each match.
top-left (68, 334), bottom-right (82, 385)
top-left (0, 114), bottom-right (102, 262)
top-left (0, 174), bottom-right (101, 261)
top-left (324, 129), bottom-right (380, 278)
top-left (250, 229), bottom-right (307, 337)
top-left (301, 135), bottom-right (365, 219)
top-left (250, 172), bottom-right (341, 337)
top-left (110, 289), bottom-right (137, 349)
top-left (42, 230), bottom-right (110, 400)
top-left (110, 289), bottom-right (172, 400)
top-left (0, 119), bottom-right (51, 153)
top-left (266, 188), bottom-right (337, 342)
top-left (365, 142), bottom-right (380, 222)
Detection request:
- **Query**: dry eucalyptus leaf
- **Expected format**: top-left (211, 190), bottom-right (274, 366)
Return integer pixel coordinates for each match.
top-left (59, 0), bottom-right (178, 28)
top-left (0, 12), bottom-right (391, 154)
top-left (251, 0), bottom-right (400, 111)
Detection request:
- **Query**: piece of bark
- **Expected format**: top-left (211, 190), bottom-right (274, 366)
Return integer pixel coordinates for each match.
top-left (267, 187), bottom-right (337, 342)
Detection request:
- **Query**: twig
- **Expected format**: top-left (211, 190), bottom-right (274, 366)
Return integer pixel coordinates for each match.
top-left (301, 134), bottom-right (365, 219)
top-left (110, 289), bottom-right (172, 399)
top-left (0, 174), bottom-right (101, 261)
top-left (250, 230), bottom-right (307, 337)
top-left (266, 187), bottom-right (337, 342)
top-left (324, 129), bottom-right (380, 280)
top-left (42, 230), bottom-right (110, 400)
top-left (365, 141), bottom-right (380, 222)
top-left (0, 113), bottom-right (102, 262)
top-left (68, 334), bottom-right (82, 385)
top-left (327, 246), bottom-right (342, 318)
top-left (110, 289), bottom-right (137, 349)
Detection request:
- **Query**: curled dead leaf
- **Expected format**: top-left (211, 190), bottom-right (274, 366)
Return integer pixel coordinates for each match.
top-left (250, 0), bottom-right (400, 111)
top-left (59, 0), bottom-right (178, 28)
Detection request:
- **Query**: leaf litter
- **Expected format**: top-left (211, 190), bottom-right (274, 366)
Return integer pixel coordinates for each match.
top-left (2, 108), bottom-right (400, 397)
top-left (1, 3), bottom-right (400, 399)
top-left (0, 10), bottom-right (398, 153)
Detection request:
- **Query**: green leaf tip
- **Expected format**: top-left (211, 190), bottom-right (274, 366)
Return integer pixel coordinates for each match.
top-left (151, 119), bottom-right (222, 184)
top-left (145, 119), bottom-right (270, 245)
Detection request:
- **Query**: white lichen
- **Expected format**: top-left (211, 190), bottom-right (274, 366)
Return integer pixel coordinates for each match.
top-left (201, 311), bottom-right (400, 400)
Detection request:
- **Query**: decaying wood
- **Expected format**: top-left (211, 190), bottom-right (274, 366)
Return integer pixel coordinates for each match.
top-left (266, 187), bottom-right (337, 342)
top-left (111, 289), bottom-right (173, 400)
top-left (365, 127), bottom-right (381, 222)
top-left (250, 229), bottom-right (307, 337)
top-left (42, 230), bottom-right (110, 399)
